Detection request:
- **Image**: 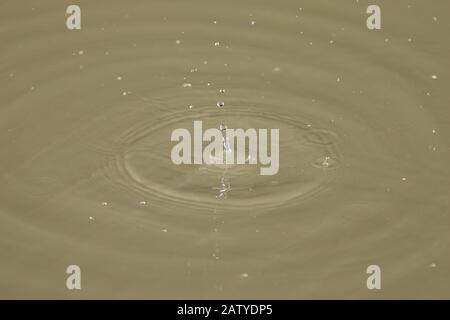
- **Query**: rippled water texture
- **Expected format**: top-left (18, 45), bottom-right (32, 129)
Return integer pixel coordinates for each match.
top-left (1, 0), bottom-right (449, 298)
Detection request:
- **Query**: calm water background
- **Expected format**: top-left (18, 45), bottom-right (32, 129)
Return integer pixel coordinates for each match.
top-left (1, 0), bottom-right (449, 298)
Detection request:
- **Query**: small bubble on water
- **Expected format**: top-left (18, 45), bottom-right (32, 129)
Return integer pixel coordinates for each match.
top-left (250, 20), bottom-right (256, 25)
top-left (78, 50), bottom-right (84, 55)
top-left (429, 263), bottom-right (437, 268)
top-left (219, 89), bottom-right (226, 94)
top-left (273, 66), bottom-right (281, 72)
top-left (101, 201), bottom-right (108, 206)
top-left (217, 101), bottom-right (225, 108)
top-left (214, 42), bottom-right (220, 46)
top-left (116, 76), bottom-right (122, 81)
top-left (432, 129), bottom-right (436, 134)
top-left (175, 39), bottom-right (181, 44)
top-left (162, 228), bottom-right (168, 233)
top-left (188, 105), bottom-right (193, 109)
top-left (219, 124), bottom-right (227, 131)
top-left (401, 177), bottom-right (407, 181)
top-left (89, 216), bottom-right (95, 221)
top-left (182, 83), bottom-right (192, 88)
top-left (240, 273), bottom-right (249, 278)
top-left (139, 201), bottom-right (147, 206)
top-left (431, 75), bottom-right (437, 80)
top-left (433, 16), bottom-right (438, 22)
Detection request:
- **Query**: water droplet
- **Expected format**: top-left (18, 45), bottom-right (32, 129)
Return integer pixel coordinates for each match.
top-left (182, 83), bottom-right (192, 88)
top-left (431, 75), bottom-right (437, 80)
top-left (188, 105), bottom-right (193, 109)
top-left (240, 273), bottom-right (249, 278)
top-left (313, 156), bottom-right (339, 169)
top-left (214, 42), bottom-right (220, 46)
top-left (101, 201), bottom-right (108, 206)
top-left (429, 263), bottom-right (437, 268)
top-left (250, 20), bottom-right (256, 25)
top-left (78, 50), bottom-right (84, 55)
top-left (162, 228), bottom-right (168, 233)
top-left (139, 201), bottom-right (147, 206)
top-left (401, 177), bottom-right (407, 181)
top-left (116, 76), bottom-right (122, 81)
top-left (217, 101), bottom-right (225, 108)
top-left (219, 89), bottom-right (226, 94)
top-left (175, 39), bottom-right (181, 44)
top-left (89, 216), bottom-right (95, 221)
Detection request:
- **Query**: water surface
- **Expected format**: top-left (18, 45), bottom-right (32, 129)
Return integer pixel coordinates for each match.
top-left (0, 0), bottom-right (449, 298)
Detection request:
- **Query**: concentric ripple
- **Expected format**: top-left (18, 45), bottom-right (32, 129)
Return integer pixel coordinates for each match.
top-left (101, 106), bottom-right (341, 210)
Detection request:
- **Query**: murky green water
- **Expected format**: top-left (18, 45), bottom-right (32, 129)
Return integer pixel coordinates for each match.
top-left (1, 0), bottom-right (449, 299)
